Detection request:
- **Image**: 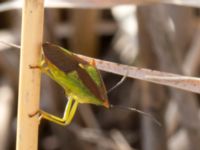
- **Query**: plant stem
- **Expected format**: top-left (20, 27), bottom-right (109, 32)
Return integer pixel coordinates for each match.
top-left (16, 0), bottom-right (44, 150)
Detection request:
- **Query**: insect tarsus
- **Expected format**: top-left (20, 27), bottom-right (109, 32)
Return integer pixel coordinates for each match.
top-left (29, 65), bottom-right (41, 69)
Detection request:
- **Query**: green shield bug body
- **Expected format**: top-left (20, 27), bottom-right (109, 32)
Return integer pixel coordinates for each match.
top-left (31, 43), bottom-right (109, 125)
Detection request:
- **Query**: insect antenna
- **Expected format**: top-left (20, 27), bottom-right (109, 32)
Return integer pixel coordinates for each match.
top-left (110, 104), bottom-right (161, 127)
top-left (107, 71), bottom-right (128, 94)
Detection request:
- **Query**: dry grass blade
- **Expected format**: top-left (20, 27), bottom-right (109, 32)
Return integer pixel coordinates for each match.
top-left (78, 54), bottom-right (200, 94)
top-left (0, 41), bottom-right (200, 94)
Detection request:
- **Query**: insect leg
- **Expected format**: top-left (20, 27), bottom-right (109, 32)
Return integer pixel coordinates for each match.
top-left (29, 64), bottom-right (57, 82)
top-left (29, 65), bottom-right (41, 69)
top-left (38, 110), bottom-right (67, 126)
top-left (35, 98), bottom-right (73, 126)
top-left (36, 97), bottom-right (77, 126)
top-left (29, 59), bottom-right (45, 69)
top-left (49, 96), bottom-right (79, 125)
top-left (65, 100), bottom-right (79, 124)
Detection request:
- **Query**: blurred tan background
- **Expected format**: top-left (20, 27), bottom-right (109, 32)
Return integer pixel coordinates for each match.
top-left (0, 0), bottom-right (200, 150)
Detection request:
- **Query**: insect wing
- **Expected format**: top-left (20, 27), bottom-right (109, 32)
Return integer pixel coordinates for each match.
top-left (42, 43), bottom-right (108, 104)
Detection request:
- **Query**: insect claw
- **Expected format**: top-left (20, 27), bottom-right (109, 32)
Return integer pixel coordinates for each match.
top-left (29, 65), bottom-right (41, 69)
top-left (29, 110), bottom-right (41, 118)
top-left (29, 110), bottom-right (43, 124)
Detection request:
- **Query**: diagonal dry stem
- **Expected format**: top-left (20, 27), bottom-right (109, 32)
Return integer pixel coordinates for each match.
top-left (77, 54), bottom-right (200, 94)
top-left (1, 41), bottom-right (200, 95)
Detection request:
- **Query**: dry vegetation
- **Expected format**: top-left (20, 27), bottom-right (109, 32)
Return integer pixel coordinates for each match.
top-left (0, 0), bottom-right (200, 150)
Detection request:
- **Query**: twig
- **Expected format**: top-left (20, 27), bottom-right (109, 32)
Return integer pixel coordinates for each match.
top-left (78, 54), bottom-right (200, 94)
top-left (16, 0), bottom-right (44, 150)
top-left (0, 41), bottom-right (20, 49)
top-left (1, 0), bottom-right (200, 12)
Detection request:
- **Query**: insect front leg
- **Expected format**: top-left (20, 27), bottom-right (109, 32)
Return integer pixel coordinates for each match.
top-left (30, 96), bottom-right (79, 126)
top-left (29, 59), bottom-right (47, 70)
top-left (29, 63), bottom-right (57, 81)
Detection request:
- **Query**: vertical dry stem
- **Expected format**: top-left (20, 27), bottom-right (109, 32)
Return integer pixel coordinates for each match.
top-left (16, 0), bottom-right (44, 150)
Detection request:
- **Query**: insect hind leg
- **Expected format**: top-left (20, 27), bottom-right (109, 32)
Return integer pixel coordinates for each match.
top-left (29, 96), bottom-right (79, 126)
